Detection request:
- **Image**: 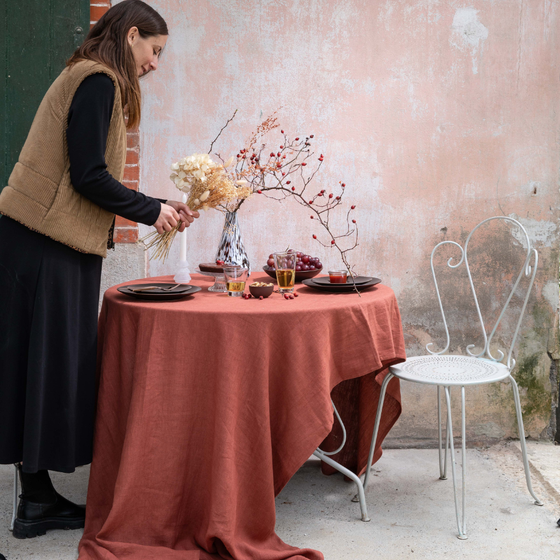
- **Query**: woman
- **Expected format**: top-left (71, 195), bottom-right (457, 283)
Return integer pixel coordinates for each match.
top-left (0, 0), bottom-right (195, 538)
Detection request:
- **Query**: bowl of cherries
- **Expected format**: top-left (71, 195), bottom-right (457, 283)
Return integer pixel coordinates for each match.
top-left (263, 250), bottom-right (323, 282)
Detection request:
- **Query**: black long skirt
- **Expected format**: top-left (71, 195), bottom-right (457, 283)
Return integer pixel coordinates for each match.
top-left (0, 216), bottom-right (102, 473)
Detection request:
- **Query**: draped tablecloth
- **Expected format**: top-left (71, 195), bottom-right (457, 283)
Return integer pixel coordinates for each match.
top-left (78, 274), bottom-right (405, 560)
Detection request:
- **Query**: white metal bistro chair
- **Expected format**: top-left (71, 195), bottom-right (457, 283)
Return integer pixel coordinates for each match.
top-left (362, 216), bottom-right (543, 539)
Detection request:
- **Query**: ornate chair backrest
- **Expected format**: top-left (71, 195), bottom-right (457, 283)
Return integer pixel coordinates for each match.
top-left (426, 216), bottom-right (538, 369)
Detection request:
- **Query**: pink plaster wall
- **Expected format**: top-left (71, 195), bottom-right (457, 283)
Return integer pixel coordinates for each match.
top-left (137, 1), bottom-right (560, 438)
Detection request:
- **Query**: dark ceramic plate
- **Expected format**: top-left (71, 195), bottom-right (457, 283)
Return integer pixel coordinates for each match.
top-left (312, 275), bottom-right (373, 286)
top-left (262, 265), bottom-right (322, 282)
top-left (117, 283), bottom-right (201, 301)
top-left (302, 277), bottom-right (382, 292)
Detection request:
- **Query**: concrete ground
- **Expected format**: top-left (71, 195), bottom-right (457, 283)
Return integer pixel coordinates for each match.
top-left (0, 441), bottom-right (558, 559)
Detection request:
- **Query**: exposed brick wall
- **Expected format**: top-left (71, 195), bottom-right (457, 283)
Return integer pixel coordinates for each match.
top-left (91, 1), bottom-right (140, 243)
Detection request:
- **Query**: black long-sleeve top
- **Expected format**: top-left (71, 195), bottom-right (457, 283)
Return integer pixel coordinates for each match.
top-left (66, 73), bottom-right (161, 226)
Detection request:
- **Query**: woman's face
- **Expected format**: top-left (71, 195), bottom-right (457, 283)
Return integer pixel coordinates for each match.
top-left (127, 27), bottom-right (167, 77)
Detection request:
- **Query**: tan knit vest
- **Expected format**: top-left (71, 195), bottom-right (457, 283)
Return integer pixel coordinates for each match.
top-left (0, 60), bottom-right (127, 257)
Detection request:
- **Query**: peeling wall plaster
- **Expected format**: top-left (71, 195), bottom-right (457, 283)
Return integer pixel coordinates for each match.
top-left (450, 7), bottom-right (489, 74)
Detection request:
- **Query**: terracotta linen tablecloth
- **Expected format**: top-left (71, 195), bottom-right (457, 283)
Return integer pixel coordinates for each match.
top-left (78, 274), bottom-right (405, 560)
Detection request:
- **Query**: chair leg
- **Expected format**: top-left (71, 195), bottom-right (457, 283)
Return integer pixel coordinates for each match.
top-left (314, 450), bottom-right (370, 522)
top-left (508, 375), bottom-right (543, 506)
top-left (10, 463), bottom-right (19, 531)
top-left (444, 386), bottom-right (468, 540)
top-left (363, 372), bottom-right (394, 494)
top-left (437, 385), bottom-right (448, 480)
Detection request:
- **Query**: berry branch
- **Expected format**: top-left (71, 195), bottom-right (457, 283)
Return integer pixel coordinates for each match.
top-left (208, 112), bottom-right (361, 292)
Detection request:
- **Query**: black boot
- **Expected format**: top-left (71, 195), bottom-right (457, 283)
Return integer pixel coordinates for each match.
top-left (12, 465), bottom-right (85, 539)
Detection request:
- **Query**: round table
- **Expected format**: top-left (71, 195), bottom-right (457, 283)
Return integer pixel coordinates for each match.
top-left (78, 274), bottom-right (405, 560)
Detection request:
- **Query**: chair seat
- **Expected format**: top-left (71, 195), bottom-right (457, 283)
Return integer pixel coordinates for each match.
top-left (390, 355), bottom-right (511, 386)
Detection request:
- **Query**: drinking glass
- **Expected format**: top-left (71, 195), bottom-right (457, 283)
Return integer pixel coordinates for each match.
top-left (223, 265), bottom-right (248, 297)
top-left (273, 252), bottom-right (296, 294)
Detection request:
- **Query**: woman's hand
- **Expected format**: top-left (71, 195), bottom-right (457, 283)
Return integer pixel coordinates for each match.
top-left (165, 200), bottom-right (200, 232)
top-left (154, 201), bottom-right (200, 234)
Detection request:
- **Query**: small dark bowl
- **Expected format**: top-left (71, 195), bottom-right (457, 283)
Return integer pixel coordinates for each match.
top-left (262, 265), bottom-right (323, 283)
top-left (249, 283), bottom-right (274, 298)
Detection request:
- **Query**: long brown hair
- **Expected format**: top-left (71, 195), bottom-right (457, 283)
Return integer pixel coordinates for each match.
top-left (67, 0), bottom-right (168, 130)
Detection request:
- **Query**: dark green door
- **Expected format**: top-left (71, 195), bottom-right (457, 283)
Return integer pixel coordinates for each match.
top-left (1, 1), bottom-right (90, 191)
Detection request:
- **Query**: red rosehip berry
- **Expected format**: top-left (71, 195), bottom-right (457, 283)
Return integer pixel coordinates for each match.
top-left (310, 216), bottom-right (314, 219)
top-left (352, 219), bottom-right (356, 223)
top-left (331, 240), bottom-right (335, 245)
top-left (286, 180), bottom-right (291, 184)
top-left (336, 196), bottom-right (341, 200)
top-left (280, 145), bottom-right (284, 149)
top-left (309, 200), bottom-right (313, 204)
top-left (351, 205), bottom-right (356, 209)
top-left (310, 134), bottom-right (314, 138)
top-left (342, 183), bottom-right (346, 187)
top-left (295, 137), bottom-right (299, 141)
top-left (281, 130), bottom-right (284, 133)
top-left (282, 172), bottom-right (286, 176)
top-left (329, 193), bottom-right (333, 198)
top-left (257, 190), bottom-right (262, 194)
top-left (301, 162), bottom-right (307, 166)
top-left (270, 152), bottom-right (275, 157)
top-left (312, 234), bottom-right (317, 239)
top-left (291, 187), bottom-right (295, 191)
